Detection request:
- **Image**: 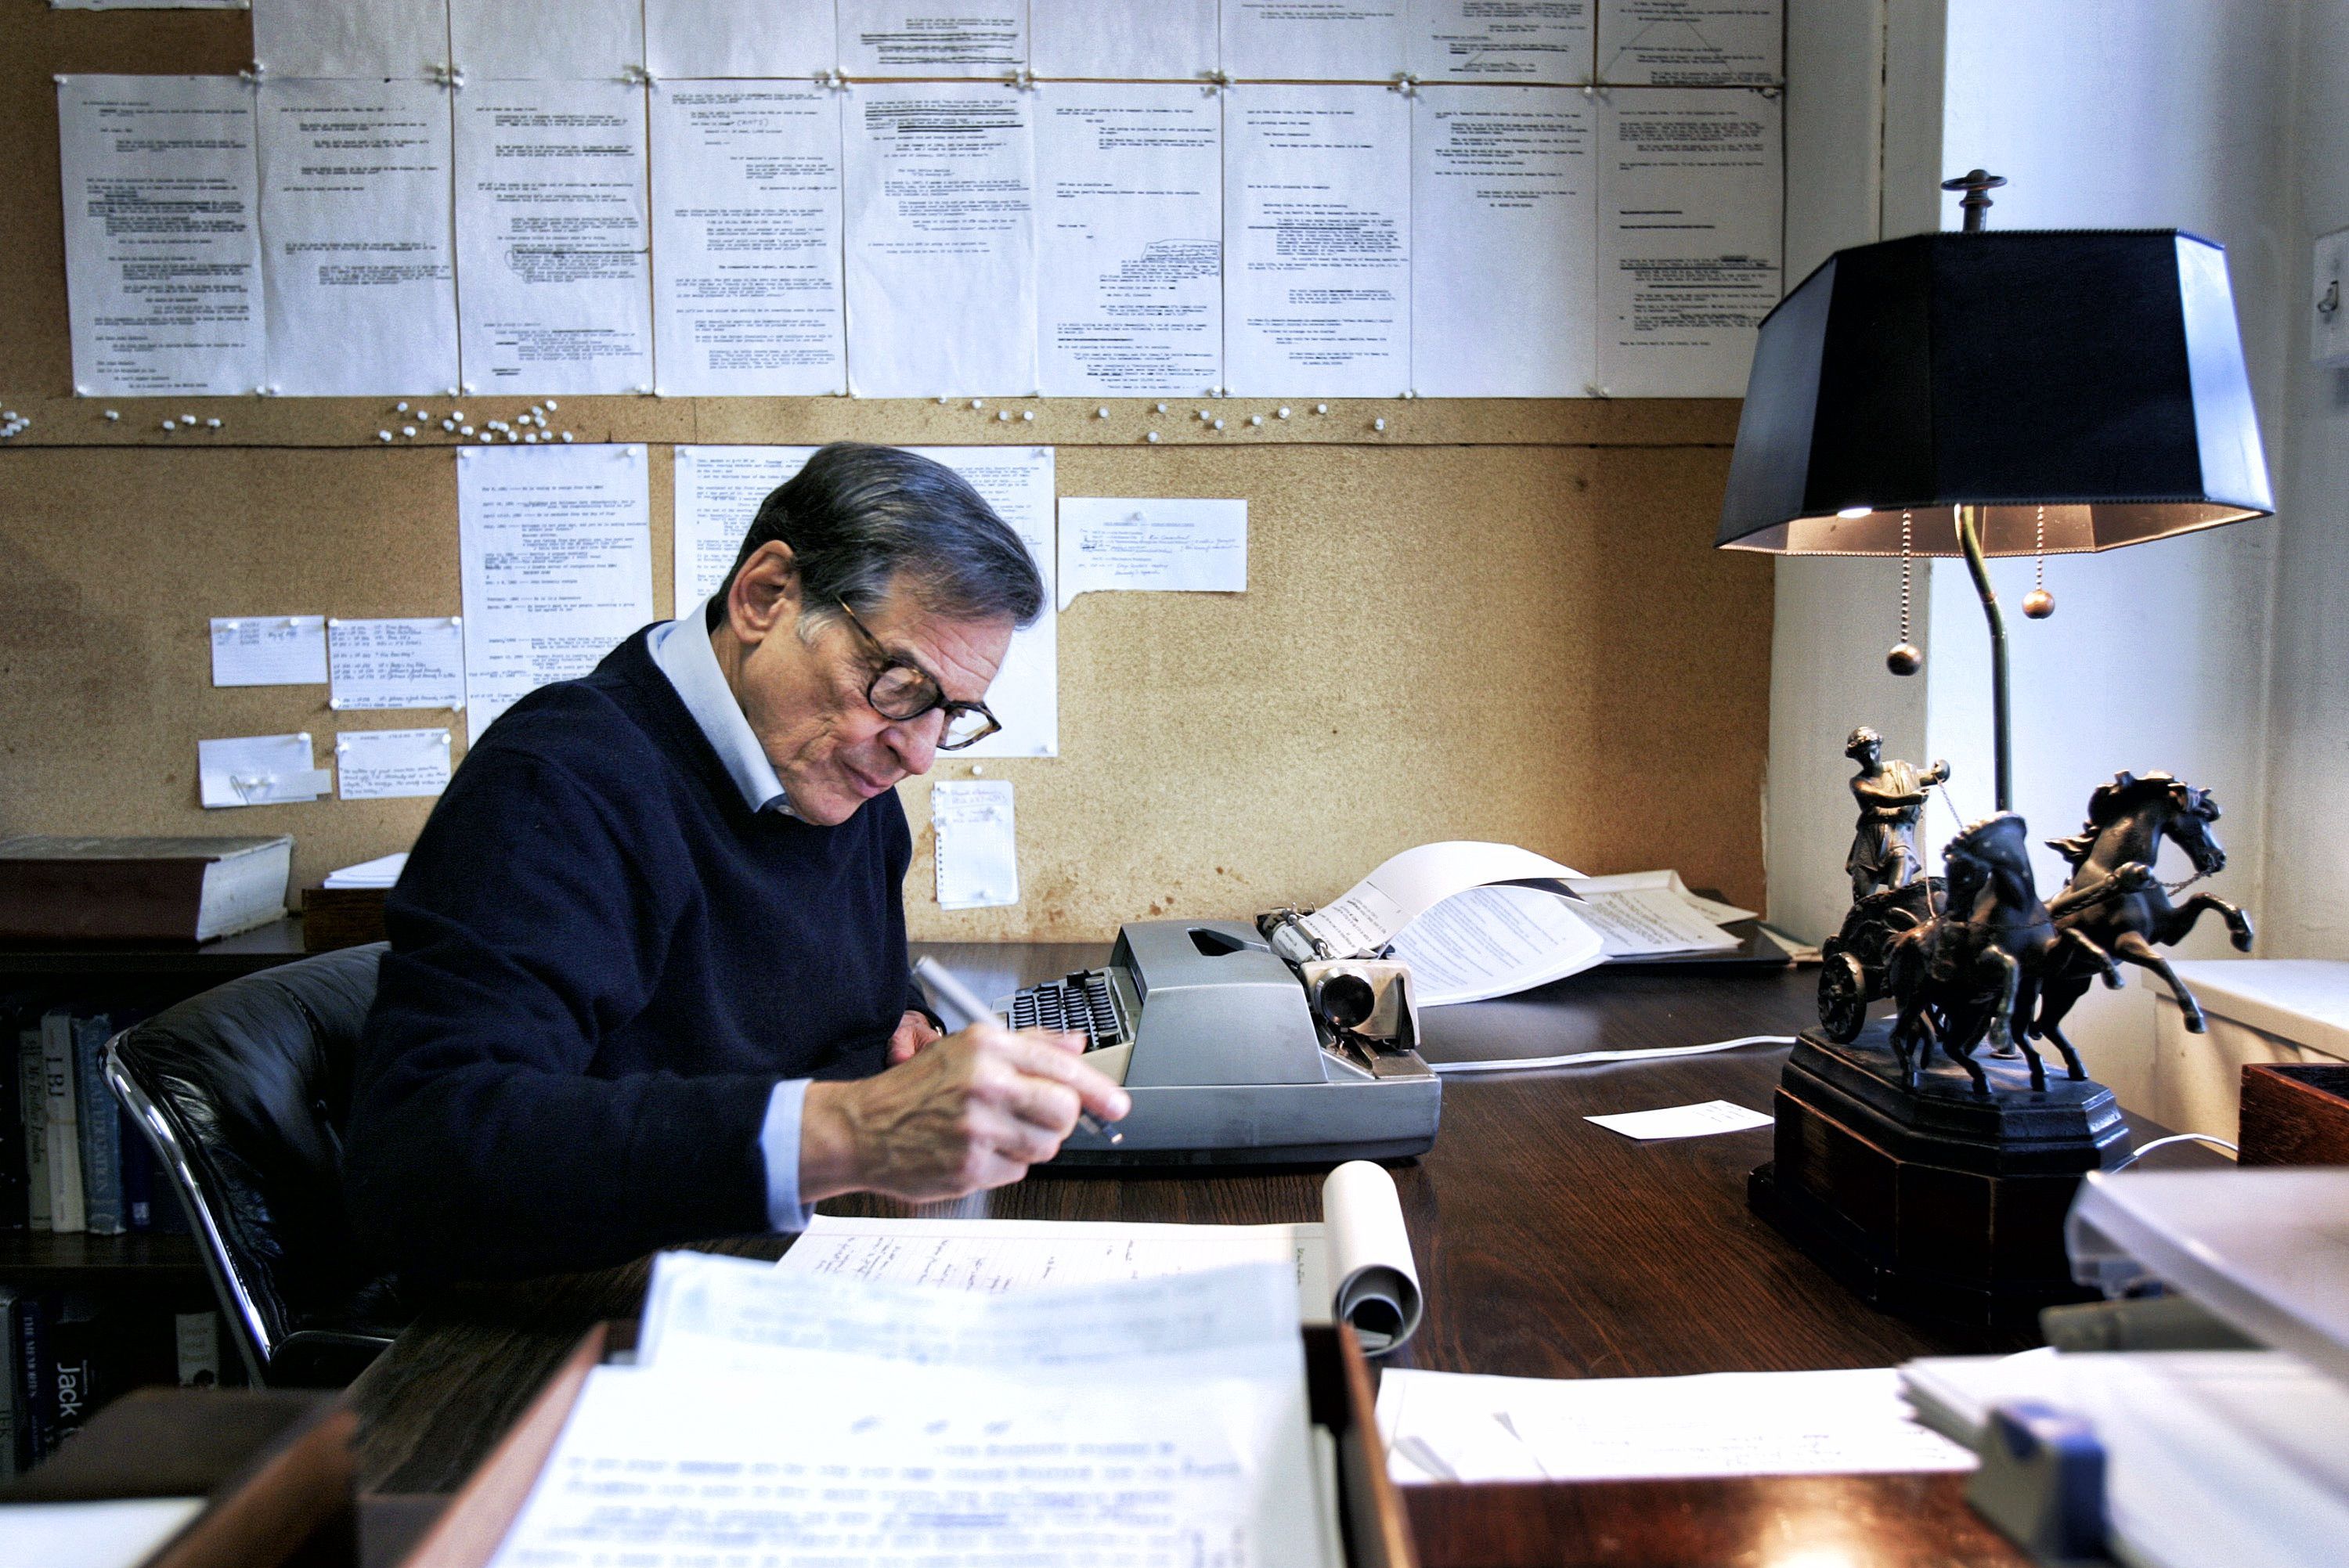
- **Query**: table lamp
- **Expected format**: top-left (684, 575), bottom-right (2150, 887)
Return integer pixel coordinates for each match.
top-left (1719, 173), bottom-right (2275, 1332)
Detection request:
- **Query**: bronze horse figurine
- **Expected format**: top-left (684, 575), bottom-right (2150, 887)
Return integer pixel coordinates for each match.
top-left (1884, 813), bottom-right (2116, 1093)
top-left (2030, 772), bottom-right (2253, 1067)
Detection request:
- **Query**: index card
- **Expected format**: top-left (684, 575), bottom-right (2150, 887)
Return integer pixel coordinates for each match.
top-left (649, 83), bottom-right (844, 397)
top-left (251, 0), bottom-right (449, 78)
top-left (646, 0), bottom-right (835, 78)
top-left (1030, 0), bottom-right (1217, 80)
top-left (1035, 84), bottom-right (1223, 398)
top-left (671, 445), bottom-right (818, 611)
top-left (904, 448), bottom-right (1056, 757)
top-left (258, 77), bottom-right (459, 397)
top-left (457, 444), bottom-right (654, 744)
top-left (1584, 1099), bottom-right (1773, 1140)
top-left (1223, 85), bottom-right (1411, 398)
top-left (933, 779), bottom-right (1018, 910)
top-left (58, 77), bottom-right (265, 398)
top-left (328, 617), bottom-right (466, 712)
top-left (1410, 0), bottom-right (1596, 83)
top-left (1057, 497), bottom-right (1247, 609)
top-left (211, 617), bottom-right (328, 687)
top-left (1223, 0), bottom-right (1407, 81)
top-left (334, 728), bottom-right (453, 800)
top-left (198, 734), bottom-right (331, 809)
top-left (449, 0), bottom-right (644, 81)
top-left (1410, 86), bottom-right (1597, 396)
top-left (1599, 0), bottom-right (1783, 85)
top-left (836, 0), bottom-right (1027, 77)
top-left (843, 83), bottom-right (1037, 397)
top-left (453, 79), bottom-right (651, 398)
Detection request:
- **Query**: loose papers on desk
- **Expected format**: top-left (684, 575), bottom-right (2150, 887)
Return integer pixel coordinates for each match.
top-left (327, 617), bottom-right (465, 712)
top-left (1381, 1365), bottom-right (1975, 1485)
top-left (323, 851), bottom-right (406, 889)
top-left (1301, 841), bottom-right (1604, 1006)
top-left (781, 1159), bottom-right (1425, 1353)
top-left (489, 1253), bottom-right (1326, 1568)
top-left (1566, 868), bottom-right (1752, 957)
top-left (57, 77), bottom-right (264, 398)
top-left (198, 734), bottom-right (331, 809)
top-left (1056, 497), bottom-right (1246, 608)
top-left (932, 779), bottom-right (1018, 910)
top-left (456, 443), bottom-right (654, 744)
top-left (210, 616), bottom-right (327, 687)
top-left (1585, 1098), bottom-right (1773, 1141)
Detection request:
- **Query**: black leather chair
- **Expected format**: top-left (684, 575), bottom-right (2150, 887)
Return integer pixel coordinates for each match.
top-left (105, 943), bottom-right (411, 1388)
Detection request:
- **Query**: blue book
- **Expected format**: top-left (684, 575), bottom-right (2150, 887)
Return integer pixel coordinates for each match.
top-left (71, 1013), bottom-right (124, 1236)
top-left (12, 1292), bottom-right (47, 1465)
top-left (119, 1103), bottom-right (155, 1231)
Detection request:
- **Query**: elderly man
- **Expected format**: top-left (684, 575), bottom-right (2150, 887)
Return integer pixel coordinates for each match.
top-left (345, 443), bottom-right (1128, 1281)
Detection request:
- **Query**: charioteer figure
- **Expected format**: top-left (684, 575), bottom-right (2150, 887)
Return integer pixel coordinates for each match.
top-left (1843, 726), bottom-right (1950, 903)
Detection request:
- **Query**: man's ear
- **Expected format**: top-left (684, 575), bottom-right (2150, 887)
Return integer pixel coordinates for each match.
top-left (726, 542), bottom-right (802, 644)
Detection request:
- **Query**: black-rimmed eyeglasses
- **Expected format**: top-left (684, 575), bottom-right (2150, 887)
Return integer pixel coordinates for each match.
top-left (835, 601), bottom-right (1002, 751)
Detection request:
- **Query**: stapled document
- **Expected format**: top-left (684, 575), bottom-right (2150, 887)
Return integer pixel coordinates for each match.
top-left (198, 735), bottom-right (331, 809)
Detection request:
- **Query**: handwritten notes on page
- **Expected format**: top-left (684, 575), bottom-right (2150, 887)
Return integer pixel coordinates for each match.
top-left (257, 78), bottom-right (459, 397)
top-left (909, 448), bottom-right (1057, 756)
top-left (932, 780), bottom-right (1018, 910)
top-left (57, 77), bottom-right (264, 398)
top-left (1597, 88), bottom-right (1782, 397)
top-left (1056, 498), bottom-right (1246, 608)
top-left (1379, 1365), bottom-right (1975, 1485)
top-left (198, 734), bottom-right (330, 809)
top-left (456, 444), bottom-right (654, 744)
top-left (649, 85), bottom-right (845, 398)
top-left (844, 84), bottom-right (1037, 396)
top-left (1225, 85), bottom-right (1411, 397)
top-left (1584, 1098), bottom-right (1773, 1141)
top-left (1035, 84), bottom-right (1222, 398)
top-left (210, 617), bottom-right (327, 687)
top-left (453, 80), bottom-right (651, 398)
top-left (334, 728), bottom-right (453, 801)
top-left (327, 618), bottom-right (466, 712)
top-left (485, 1254), bottom-right (1323, 1568)
top-left (1413, 88), bottom-right (1596, 397)
top-left (670, 445), bottom-right (816, 610)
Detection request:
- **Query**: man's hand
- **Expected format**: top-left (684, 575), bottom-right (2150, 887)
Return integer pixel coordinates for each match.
top-left (887, 1009), bottom-right (944, 1065)
top-left (799, 1023), bottom-right (1131, 1204)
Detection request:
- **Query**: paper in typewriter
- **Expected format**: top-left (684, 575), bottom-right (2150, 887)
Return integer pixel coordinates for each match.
top-left (1301, 840), bottom-right (1606, 1004)
top-left (775, 1159), bottom-right (1426, 1352)
top-left (486, 1254), bottom-right (1324, 1568)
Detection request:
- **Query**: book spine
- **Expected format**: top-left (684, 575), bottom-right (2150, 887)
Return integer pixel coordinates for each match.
top-left (175, 1311), bottom-right (222, 1388)
top-left (73, 1015), bottom-right (124, 1236)
top-left (38, 1012), bottom-right (85, 1234)
top-left (46, 1308), bottom-right (96, 1451)
top-left (121, 1102), bottom-right (155, 1231)
top-left (0, 1288), bottom-right (16, 1480)
top-left (13, 1292), bottom-right (47, 1464)
top-left (0, 1015), bottom-right (23, 1231)
top-left (18, 1029), bottom-right (47, 1232)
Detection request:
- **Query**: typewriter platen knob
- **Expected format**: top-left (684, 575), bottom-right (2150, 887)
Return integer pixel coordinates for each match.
top-left (1314, 972), bottom-right (1378, 1033)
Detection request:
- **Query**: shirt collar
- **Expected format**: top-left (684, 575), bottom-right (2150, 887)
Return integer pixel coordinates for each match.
top-left (647, 597), bottom-right (799, 819)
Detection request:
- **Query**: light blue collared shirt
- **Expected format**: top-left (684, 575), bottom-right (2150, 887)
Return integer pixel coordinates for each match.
top-left (647, 597), bottom-right (814, 1232)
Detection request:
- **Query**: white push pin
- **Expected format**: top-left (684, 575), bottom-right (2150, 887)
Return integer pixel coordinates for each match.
top-left (1020, 409), bottom-right (1034, 421)
top-left (1154, 402), bottom-right (1167, 413)
top-left (970, 398), bottom-right (985, 409)
top-left (460, 426), bottom-right (474, 436)
top-left (451, 409), bottom-right (465, 421)
top-left (1277, 406), bottom-right (1290, 419)
top-left (1373, 417), bottom-right (1387, 431)
top-left (1315, 403), bottom-right (1329, 414)
top-left (401, 425), bottom-right (417, 438)
top-left (206, 417), bottom-right (222, 429)
top-left (1248, 414), bottom-right (1262, 427)
top-left (561, 431), bottom-right (574, 442)
top-left (1211, 418), bottom-right (1225, 430)
top-left (161, 419), bottom-right (176, 431)
top-left (1145, 431), bottom-right (1160, 442)
top-left (997, 409), bottom-right (1011, 421)
top-left (442, 420), bottom-right (456, 431)
top-left (395, 401), bottom-right (410, 413)
top-left (544, 399), bottom-right (557, 410)
top-left (379, 430), bottom-right (394, 442)
top-left (1095, 406), bottom-right (1110, 418)
top-left (103, 410), bottom-right (119, 421)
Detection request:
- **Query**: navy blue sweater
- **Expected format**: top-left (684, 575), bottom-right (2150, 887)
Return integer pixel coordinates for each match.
top-left (345, 629), bottom-right (920, 1282)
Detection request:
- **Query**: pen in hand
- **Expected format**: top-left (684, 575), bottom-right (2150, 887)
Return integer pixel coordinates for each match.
top-left (912, 956), bottom-right (1124, 1145)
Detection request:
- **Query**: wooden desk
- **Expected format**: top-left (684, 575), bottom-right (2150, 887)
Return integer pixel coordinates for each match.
top-left (347, 946), bottom-right (2040, 1566)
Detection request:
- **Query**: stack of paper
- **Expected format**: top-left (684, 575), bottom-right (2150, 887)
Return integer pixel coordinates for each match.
top-left (322, 852), bottom-right (406, 890)
top-left (1564, 870), bottom-right (1754, 958)
top-left (485, 1253), bottom-right (1338, 1568)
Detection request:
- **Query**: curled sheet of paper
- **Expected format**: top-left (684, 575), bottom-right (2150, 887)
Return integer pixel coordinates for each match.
top-left (1322, 1160), bottom-right (1423, 1353)
top-left (198, 734), bottom-right (331, 808)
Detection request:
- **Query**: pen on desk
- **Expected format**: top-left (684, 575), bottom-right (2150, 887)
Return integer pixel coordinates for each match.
top-left (912, 956), bottom-right (1124, 1144)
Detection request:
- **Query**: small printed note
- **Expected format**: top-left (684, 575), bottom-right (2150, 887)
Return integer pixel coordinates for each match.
top-left (328, 618), bottom-right (465, 712)
top-left (933, 779), bottom-right (1017, 910)
top-left (1585, 1100), bottom-right (1773, 1141)
top-left (197, 734), bottom-right (331, 809)
top-left (1056, 498), bottom-right (1247, 610)
top-left (334, 728), bottom-right (453, 801)
top-left (210, 616), bottom-right (327, 687)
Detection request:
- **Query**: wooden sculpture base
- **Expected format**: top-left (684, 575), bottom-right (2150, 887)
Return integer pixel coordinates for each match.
top-left (1748, 1022), bottom-right (2130, 1336)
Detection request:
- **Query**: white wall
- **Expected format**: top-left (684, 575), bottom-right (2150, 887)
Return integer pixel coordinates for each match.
top-left (2263, 0), bottom-right (2349, 958)
top-left (1770, 0), bottom-right (2308, 1106)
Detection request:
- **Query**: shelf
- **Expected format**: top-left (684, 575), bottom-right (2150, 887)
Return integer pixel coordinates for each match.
top-left (0, 1229), bottom-right (209, 1286)
top-left (0, 916), bottom-right (309, 982)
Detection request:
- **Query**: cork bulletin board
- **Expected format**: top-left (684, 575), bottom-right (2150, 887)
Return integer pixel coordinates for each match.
top-left (0, 5), bottom-right (1773, 941)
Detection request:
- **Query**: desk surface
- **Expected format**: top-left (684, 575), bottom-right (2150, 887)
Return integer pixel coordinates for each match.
top-left (348, 946), bottom-right (2044, 1565)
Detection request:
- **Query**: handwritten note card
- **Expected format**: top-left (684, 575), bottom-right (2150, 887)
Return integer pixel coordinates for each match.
top-left (933, 779), bottom-right (1018, 910)
top-left (328, 618), bottom-right (465, 712)
top-left (1056, 497), bottom-right (1247, 609)
top-left (334, 728), bottom-right (453, 801)
top-left (210, 616), bottom-right (327, 687)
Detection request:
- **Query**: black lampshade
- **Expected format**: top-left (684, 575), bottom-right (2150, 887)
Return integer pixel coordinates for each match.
top-left (1716, 229), bottom-right (2272, 556)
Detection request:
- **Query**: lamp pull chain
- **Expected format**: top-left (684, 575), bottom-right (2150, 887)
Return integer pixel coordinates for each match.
top-left (1887, 509), bottom-right (1922, 675)
top-left (2024, 503), bottom-right (2055, 618)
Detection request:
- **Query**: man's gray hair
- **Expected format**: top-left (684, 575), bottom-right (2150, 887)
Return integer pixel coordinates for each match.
top-left (716, 442), bottom-right (1045, 629)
